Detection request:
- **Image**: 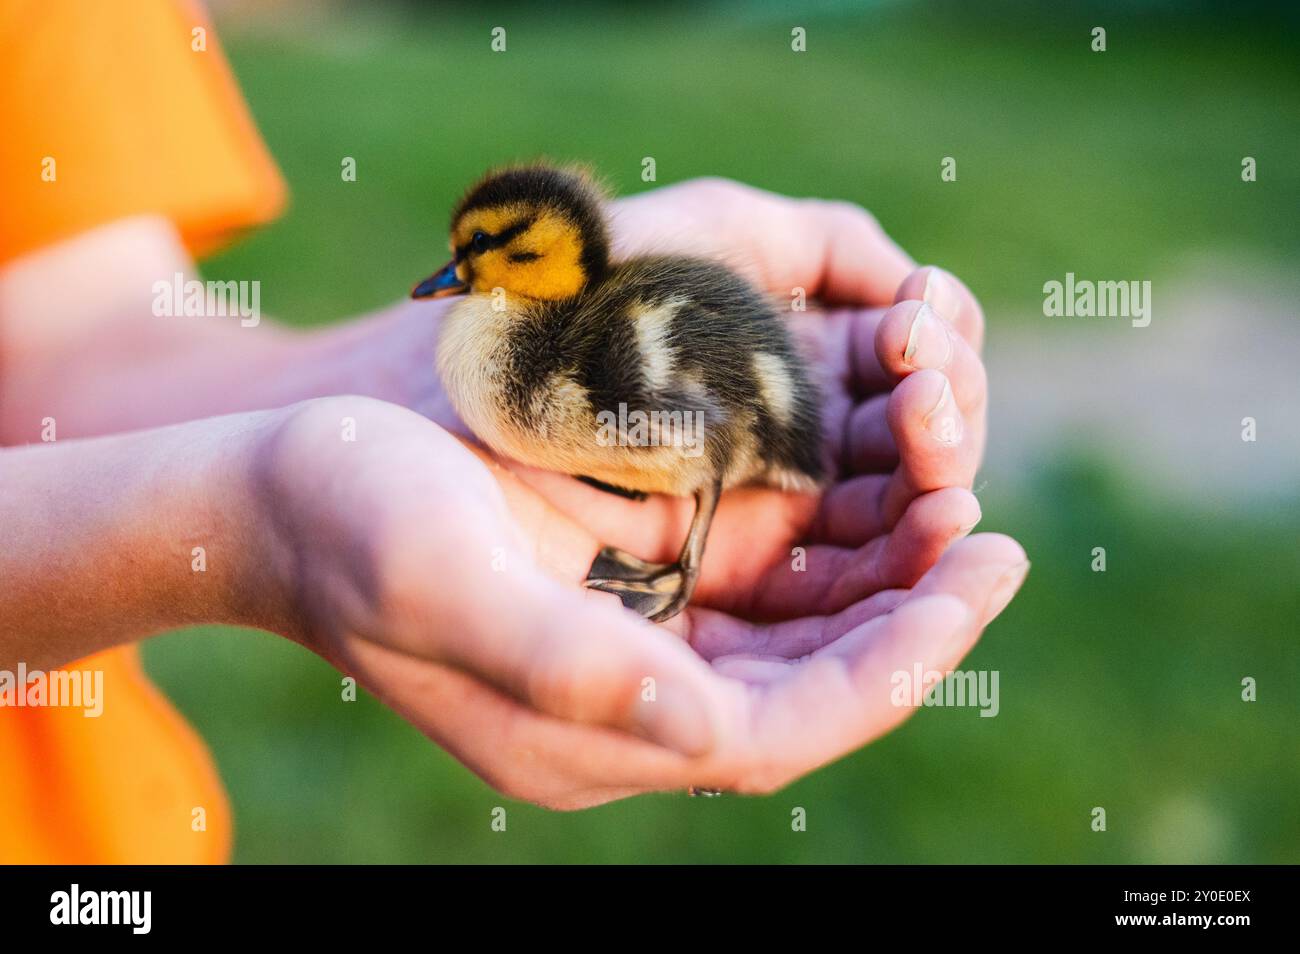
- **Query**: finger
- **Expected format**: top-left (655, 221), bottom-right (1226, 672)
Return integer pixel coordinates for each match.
top-left (812, 307), bottom-right (897, 476)
top-left (875, 299), bottom-right (988, 465)
top-left (440, 566), bottom-right (730, 757)
top-left (509, 464), bottom-right (823, 614)
top-left (843, 306), bottom-right (893, 396)
top-left (692, 595), bottom-right (976, 794)
top-left (814, 594), bottom-right (978, 700)
top-left (820, 487), bottom-right (980, 613)
top-left (459, 575), bottom-right (1005, 799)
top-left (810, 473), bottom-right (891, 546)
top-left (379, 539), bottom-right (1029, 803)
top-left (741, 487), bottom-right (980, 620)
top-left (794, 306), bottom-right (847, 382)
top-left (610, 182), bottom-right (913, 309)
top-left (843, 393), bottom-right (898, 474)
top-left (468, 449), bottom-right (614, 582)
top-left (339, 637), bottom-right (673, 808)
top-left (729, 575), bottom-right (1001, 792)
top-left (798, 313), bottom-right (860, 473)
top-left (796, 199), bottom-right (917, 307)
top-left (874, 300), bottom-right (988, 419)
top-left (505, 462), bottom-right (694, 566)
top-left (694, 521), bottom-right (1012, 664)
top-left (893, 266), bottom-right (985, 353)
top-left (906, 532), bottom-right (1030, 628)
top-left (880, 370), bottom-right (978, 527)
top-left (366, 539), bottom-right (1023, 803)
top-left (848, 303), bottom-right (989, 478)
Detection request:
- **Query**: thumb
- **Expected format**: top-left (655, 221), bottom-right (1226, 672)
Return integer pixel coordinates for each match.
top-left (439, 568), bottom-right (727, 757)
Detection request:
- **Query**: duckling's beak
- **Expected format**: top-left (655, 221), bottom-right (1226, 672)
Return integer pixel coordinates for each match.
top-left (411, 261), bottom-right (467, 299)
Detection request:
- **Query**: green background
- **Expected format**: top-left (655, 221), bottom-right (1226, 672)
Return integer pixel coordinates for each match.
top-left (143, 0), bottom-right (1300, 863)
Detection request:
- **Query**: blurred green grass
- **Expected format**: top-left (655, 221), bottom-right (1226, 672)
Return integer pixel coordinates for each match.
top-left (142, 1), bottom-right (1300, 862)
top-left (201, 0), bottom-right (1300, 322)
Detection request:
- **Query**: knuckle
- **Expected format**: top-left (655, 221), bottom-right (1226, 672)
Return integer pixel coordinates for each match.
top-left (525, 657), bottom-right (580, 717)
top-left (721, 752), bottom-right (797, 796)
top-left (486, 770), bottom-right (546, 805)
top-left (525, 631), bottom-right (642, 724)
top-left (733, 766), bottom-right (792, 796)
top-left (685, 176), bottom-right (750, 204)
top-left (820, 198), bottom-right (883, 236)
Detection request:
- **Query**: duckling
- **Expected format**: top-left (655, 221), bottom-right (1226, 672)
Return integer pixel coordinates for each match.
top-left (412, 164), bottom-right (824, 622)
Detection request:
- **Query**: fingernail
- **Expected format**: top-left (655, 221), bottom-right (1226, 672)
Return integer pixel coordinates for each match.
top-left (633, 685), bottom-right (717, 757)
top-left (902, 302), bottom-right (953, 370)
top-left (958, 498), bottom-right (983, 535)
top-left (985, 560), bottom-right (1030, 621)
top-left (923, 376), bottom-right (963, 445)
top-left (922, 268), bottom-right (962, 323)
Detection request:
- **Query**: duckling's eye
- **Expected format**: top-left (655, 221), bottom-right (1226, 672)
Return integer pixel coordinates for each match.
top-left (471, 230), bottom-right (490, 254)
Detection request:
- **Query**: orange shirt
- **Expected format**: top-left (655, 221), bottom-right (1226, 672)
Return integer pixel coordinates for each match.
top-left (0, 0), bottom-right (286, 862)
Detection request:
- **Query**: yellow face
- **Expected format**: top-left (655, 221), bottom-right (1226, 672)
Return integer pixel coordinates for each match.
top-left (450, 203), bottom-right (588, 301)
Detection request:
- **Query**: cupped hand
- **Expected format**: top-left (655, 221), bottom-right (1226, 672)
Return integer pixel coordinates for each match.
top-left (269, 177), bottom-right (1022, 807)
top-left (253, 393), bottom-right (1026, 809)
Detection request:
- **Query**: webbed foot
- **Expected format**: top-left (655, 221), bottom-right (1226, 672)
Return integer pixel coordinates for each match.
top-left (582, 479), bottom-right (722, 624)
top-left (585, 547), bottom-right (695, 622)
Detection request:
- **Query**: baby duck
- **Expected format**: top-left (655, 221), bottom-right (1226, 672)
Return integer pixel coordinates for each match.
top-left (412, 164), bottom-right (824, 622)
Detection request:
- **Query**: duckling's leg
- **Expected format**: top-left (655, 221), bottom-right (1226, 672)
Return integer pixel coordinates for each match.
top-left (576, 475), bottom-right (649, 502)
top-left (584, 479), bottom-right (722, 623)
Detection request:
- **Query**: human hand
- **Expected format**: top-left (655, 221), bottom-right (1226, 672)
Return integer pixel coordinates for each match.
top-left (307, 177), bottom-right (995, 626)
top-left (252, 396), bottom-right (734, 757)
top-left (251, 394), bottom-right (1025, 808)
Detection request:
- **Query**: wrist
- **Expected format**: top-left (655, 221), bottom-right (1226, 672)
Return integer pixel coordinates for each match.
top-left (135, 408), bottom-right (303, 642)
top-left (0, 409), bottom-right (302, 670)
top-left (239, 395), bottom-right (403, 655)
top-left (239, 394), bottom-right (478, 663)
top-left (236, 402), bottom-right (324, 647)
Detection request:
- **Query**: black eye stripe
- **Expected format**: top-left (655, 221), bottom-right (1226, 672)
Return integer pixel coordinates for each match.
top-left (508, 251), bottom-right (541, 262)
top-left (492, 218), bottom-right (534, 246)
top-left (458, 216), bottom-right (536, 257)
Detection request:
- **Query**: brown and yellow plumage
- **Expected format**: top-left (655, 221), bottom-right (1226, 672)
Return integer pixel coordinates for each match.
top-left (414, 163), bottom-right (823, 621)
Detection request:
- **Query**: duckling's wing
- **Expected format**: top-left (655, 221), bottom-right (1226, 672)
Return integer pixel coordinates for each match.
top-left (613, 257), bottom-right (827, 488)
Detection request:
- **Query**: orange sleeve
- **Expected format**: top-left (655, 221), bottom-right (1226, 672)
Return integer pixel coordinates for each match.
top-left (0, 649), bottom-right (232, 865)
top-left (0, 0), bottom-right (285, 863)
top-left (0, 0), bottom-right (286, 264)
